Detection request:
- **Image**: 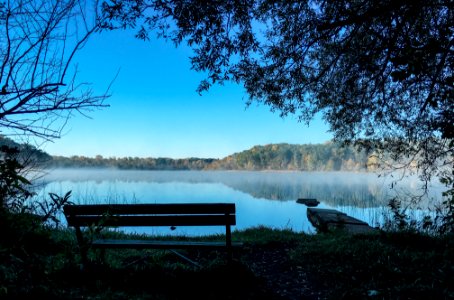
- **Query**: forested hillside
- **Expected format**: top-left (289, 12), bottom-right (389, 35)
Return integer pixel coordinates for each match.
top-left (47, 142), bottom-right (378, 171)
top-left (0, 135), bottom-right (51, 163)
top-left (0, 136), bottom-right (378, 171)
top-left (210, 143), bottom-right (377, 171)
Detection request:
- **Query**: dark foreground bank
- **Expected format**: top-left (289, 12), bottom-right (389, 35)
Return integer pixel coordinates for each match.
top-left (1, 211), bottom-right (453, 299)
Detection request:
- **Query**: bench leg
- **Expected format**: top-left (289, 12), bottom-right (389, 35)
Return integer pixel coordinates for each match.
top-left (226, 224), bottom-right (232, 263)
top-left (75, 227), bottom-right (89, 268)
top-left (98, 248), bottom-right (106, 263)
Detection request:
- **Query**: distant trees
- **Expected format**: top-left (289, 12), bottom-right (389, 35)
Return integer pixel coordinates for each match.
top-left (48, 154), bottom-right (217, 170)
top-left (45, 142), bottom-right (373, 172)
top-left (218, 143), bottom-right (371, 171)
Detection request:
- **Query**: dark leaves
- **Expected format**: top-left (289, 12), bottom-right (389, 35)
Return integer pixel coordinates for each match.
top-left (101, 0), bottom-right (453, 214)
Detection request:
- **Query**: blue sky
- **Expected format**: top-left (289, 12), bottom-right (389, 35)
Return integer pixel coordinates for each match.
top-left (42, 28), bottom-right (332, 159)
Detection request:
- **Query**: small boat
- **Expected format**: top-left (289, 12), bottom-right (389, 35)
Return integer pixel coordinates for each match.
top-left (296, 198), bottom-right (320, 207)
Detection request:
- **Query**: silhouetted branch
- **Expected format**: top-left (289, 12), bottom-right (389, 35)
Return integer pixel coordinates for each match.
top-left (0, 0), bottom-right (109, 140)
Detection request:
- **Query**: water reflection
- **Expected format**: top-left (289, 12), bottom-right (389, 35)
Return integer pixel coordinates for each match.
top-left (37, 170), bottom-right (442, 205)
top-left (33, 169), bottom-right (444, 235)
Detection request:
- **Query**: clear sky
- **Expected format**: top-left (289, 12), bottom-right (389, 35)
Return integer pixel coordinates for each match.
top-left (42, 28), bottom-right (332, 159)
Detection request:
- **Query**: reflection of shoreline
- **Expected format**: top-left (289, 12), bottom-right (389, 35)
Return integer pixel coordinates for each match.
top-left (35, 169), bottom-right (442, 208)
top-left (37, 169), bottom-right (377, 182)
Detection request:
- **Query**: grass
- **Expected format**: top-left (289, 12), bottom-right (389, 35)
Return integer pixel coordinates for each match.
top-left (292, 230), bottom-right (454, 298)
top-left (1, 211), bottom-right (453, 299)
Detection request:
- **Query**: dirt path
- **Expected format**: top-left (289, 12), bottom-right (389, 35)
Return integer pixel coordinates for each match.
top-left (241, 244), bottom-right (327, 300)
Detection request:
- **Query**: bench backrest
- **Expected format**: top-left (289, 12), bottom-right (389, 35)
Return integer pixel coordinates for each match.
top-left (63, 203), bottom-right (236, 227)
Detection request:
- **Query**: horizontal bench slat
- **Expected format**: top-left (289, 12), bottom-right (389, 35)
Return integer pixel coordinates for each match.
top-left (92, 239), bottom-right (243, 249)
top-left (64, 203), bottom-right (235, 215)
top-left (66, 214), bottom-right (236, 227)
top-left (64, 203), bottom-right (240, 264)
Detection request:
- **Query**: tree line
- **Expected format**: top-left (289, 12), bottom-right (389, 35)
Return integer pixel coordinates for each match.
top-left (44, 142), bottom-right (377, 172)
top-left (214, 143), bottom-right (377, 171)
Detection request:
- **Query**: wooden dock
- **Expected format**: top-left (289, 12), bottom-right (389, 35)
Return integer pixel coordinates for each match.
top-left (307, 208), bottom-right (378, 234)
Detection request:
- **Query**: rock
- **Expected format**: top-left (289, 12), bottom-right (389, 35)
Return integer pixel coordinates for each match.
top-left (296, 198), bottom-right (320, 207)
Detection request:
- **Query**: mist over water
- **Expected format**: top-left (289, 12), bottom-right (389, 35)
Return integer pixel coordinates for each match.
top-left (33, 169), bottom-right (445, 236)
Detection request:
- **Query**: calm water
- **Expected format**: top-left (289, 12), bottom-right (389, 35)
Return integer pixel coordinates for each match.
top-left (32, 169), bottom-right (444, 236)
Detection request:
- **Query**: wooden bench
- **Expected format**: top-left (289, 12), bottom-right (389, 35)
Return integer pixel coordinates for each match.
top-left (63, 203), bottom-right (242, 266)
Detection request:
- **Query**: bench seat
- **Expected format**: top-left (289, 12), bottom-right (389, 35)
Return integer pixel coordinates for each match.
top-left (63, 203), bottom-right (242, 265)
top-left (92, 239), bottom-right (243, 249)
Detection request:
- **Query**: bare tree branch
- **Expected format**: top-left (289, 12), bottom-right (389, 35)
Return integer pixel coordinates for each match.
top-left (0, 0), bottom-right (109, 140)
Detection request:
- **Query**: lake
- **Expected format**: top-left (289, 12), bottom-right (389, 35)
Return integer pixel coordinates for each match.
top-left (32, 169), bottom-right (444, 236)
